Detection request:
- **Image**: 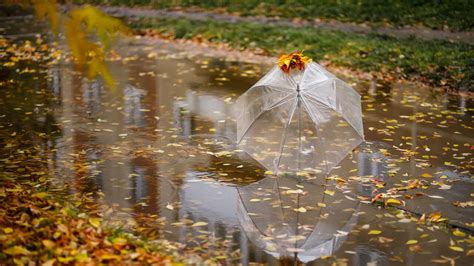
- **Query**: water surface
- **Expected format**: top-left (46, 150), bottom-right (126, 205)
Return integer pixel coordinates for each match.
top-left (1, 18), bottom-right (473, 265)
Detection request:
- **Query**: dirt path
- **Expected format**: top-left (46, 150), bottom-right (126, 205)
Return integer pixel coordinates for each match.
top-left (100, 5), bottom-right (474, 44)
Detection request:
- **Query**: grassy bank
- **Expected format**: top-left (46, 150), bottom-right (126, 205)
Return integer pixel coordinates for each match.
top-left (131, 17), bottom-right (474, 90)
top-left (77, 0), bottom-right (474, 31)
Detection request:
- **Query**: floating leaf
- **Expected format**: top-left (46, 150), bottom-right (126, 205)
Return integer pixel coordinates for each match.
top-left (368, 230), bottom-right (382, 235)
top-left (385, 198), bottom-right (402, 206)
top-left (428, 212), bottom-right (444, 222)
top-left (294, 207), bottom-right (307, 213)
top-left (426, 195), bottom-right (444, 199)
top-left (406, 240), bottom-right (418, 245)
top-left (191, 221), bottom-right (208, 227)
top-left (324, 190), bottom-right (335, 196)
top-left (453, 229), bottom-right (466, 237)
top-left (449, 246), bottom-right (464, 252)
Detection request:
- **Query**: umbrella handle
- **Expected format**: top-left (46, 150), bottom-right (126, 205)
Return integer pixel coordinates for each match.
top-left (297, 83), bottom-right (302, 172)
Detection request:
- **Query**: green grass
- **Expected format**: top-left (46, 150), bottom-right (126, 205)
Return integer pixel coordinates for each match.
top-left (77, 0), bottom-right (474, 31)
top-left (131, 17), bottom-right (474, 90)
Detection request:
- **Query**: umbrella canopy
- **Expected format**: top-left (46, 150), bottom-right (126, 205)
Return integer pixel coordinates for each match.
top-left (237, 176), bottom-right (359, 263)
top-left (236, 55), bottom-right (364, 175)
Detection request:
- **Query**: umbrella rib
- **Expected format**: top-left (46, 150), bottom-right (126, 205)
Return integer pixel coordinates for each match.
top-left (274, 97), bottom-right (298, 175)
top-left (236, 189), bottom-right (276, 244)
top-left (298, 177), bottom-right (330, 249)
top-left (299, 95), bottom-right (330, 174)
top-left (237, 93), bottom-right (296, 144)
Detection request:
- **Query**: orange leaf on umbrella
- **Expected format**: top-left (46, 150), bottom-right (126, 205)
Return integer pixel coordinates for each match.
top-left (278, 51), bottom-right (311, 73)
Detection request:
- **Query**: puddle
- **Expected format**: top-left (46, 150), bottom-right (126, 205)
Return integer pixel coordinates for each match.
top-left (1, 18), bottom-right (473, 265)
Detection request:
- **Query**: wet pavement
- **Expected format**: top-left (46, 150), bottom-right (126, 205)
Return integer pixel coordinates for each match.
top-left (1, 15), bottom-right (473, 265)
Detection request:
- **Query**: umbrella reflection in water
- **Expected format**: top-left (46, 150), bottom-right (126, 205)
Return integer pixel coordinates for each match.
top-left (237, 175), bottom-right (360, 264)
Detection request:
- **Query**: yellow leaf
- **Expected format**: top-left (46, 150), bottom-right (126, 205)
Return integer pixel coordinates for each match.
top-left (453, 229), bottom-right (466, 237)
top-left (406, 240), bottom-right (418, 245)
top-left (42, 259), bottom-right (56, 266)
top-left (112, 237), bottom-right (127, 249)
top-left (324, 190), bottom-right (335, 196)
top-left (33, 192), bottom-right (50, 199)
top-left (42, 239), bottom-right (55, 248)
top-left (32, 0), bottom-right (60, 34)
top-left (58, 257), bottom-right (75, 263)
top-left (191, 221), bottom-right (208, 227)
top-left (449, 246), bottom-right (464, 252)
top-left (317, 202), bottom-right (327, 208)
top-left (3, 227), bottom-right (13, 234)
top-left (421, 173), bottom-right (433, 178)
top-left (89, 217), bottom-right (101, 228)
top-left (278, 51), bottom-right (311, 73)
top-left (64, 6), bottom-right (130, 88)
top-left (385, 198), bottom-right (402, 206)
top-left (428, 211), bottom-right (443, 222)
top-left (294, 207), bottom-right (307, 213)
top-left (368, 230), bottom-right (382, 235)
top-left (3, 245), bottom-right (30, 255)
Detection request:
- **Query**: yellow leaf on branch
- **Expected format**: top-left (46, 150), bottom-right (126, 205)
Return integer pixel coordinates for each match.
top-left (32, 0), bottom-right (60, 34)
top-left (64, 6), bottom-right (130, 88)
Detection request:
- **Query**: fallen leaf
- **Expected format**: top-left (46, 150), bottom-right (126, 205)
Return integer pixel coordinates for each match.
top-left (368, 230), bottom-right (382, 235)
top-left (191, 221), bottom-right (208, 227)
top-left (406, 240), bottom-right (418, 245)
top-left (324, 190), bottom-right (335, 196)
top-left (89, 217), bottom-right (101, 228)
top-left (294, 207), bottom-right (307, 213)
top-left (449, 246), bottom-right (464, 252)
top-left (3, 245), bottom-right (30, 255)
top-left (453, 229), bottom-right (466, 237)
top-left (385, 198), bottom-right (402, 206)
top-left (42, 239), bottom-right (55, 248)
top-left (33, 192), bottom-right (50, 199)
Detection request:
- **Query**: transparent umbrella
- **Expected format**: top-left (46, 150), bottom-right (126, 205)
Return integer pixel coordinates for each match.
top-left (236, 53), bottom-right (364, 175)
